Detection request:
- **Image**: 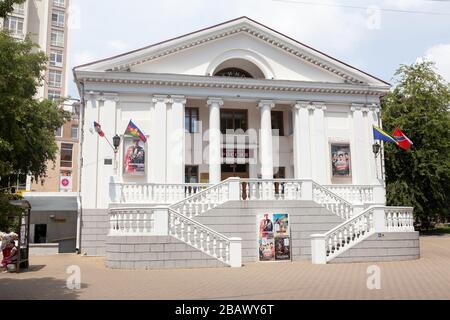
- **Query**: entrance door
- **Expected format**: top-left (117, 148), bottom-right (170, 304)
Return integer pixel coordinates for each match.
top-left (221, 164), bottom-right (249, 180)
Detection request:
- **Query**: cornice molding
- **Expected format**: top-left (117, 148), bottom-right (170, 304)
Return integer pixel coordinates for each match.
top-left (77, 72), bottom-right (388, 97)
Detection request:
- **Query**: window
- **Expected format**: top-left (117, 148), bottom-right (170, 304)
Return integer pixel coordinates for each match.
top-left (52, 10), bottom-right (65, 27)
top-left (215, 68), bottom-right (253, 78)
top-left (185, 166), bottom-right (199, 183)
top-left (34, 225), bottom-right (47, 244)
top-left (220, 110), bottom-right (248, 134)
top-left (50, 50), bottom-right (63, 67)
top-left (51, 30), bottom-right (64, 47)
top-left (4, 16), bottom-right (24, 37)
top-left (13, 3), bottom-right (25, 14)
top-left (53, 0), bottom-right (65, 8)
top-left (49, 70), bottom-right (62, 87)
top-left (71, 125), bottom-right (78, 139)
top-left (55, 126), bottom-right (63, 137)
top-left (48, 90), bottom-right (61, 101)
top-left (271, 111), bottom-right (284, 136)
top-left (60, 143), bottom-right (73, 168)
top-left (185, 108), bottom-right (199, 133)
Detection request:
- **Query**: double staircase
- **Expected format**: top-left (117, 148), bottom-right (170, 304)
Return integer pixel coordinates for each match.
top-left (108, 178), bottom-right (414, 267)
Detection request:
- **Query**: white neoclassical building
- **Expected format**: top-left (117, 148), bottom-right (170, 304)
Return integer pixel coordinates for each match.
top-left (73, 17), bottom-right (418, 269)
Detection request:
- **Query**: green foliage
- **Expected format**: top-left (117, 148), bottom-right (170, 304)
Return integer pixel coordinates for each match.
top-left (0, 0), bottom-right (25, 18)
top-left (0, 31), bottom-right (71, 181)
top-left (382, 61), bottom-right (450, 229)
top-left (0, 27), bottom-right (70, 230)
top-left (0, 192), bottom-right (21, 232)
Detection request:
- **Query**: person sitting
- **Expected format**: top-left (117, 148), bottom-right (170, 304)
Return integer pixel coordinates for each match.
top-left (1, 240), bottom-right (18, 272)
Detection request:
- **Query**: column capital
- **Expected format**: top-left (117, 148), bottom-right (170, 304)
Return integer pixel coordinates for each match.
top-left (351, 103), bottom-right (364, 112)
top-left (152, 95), bottom-right (169, 104)
top-left (293, 101), bottom-right (311, 110)
top-left (258, 100), bottom-right (275, 110)
top-left (368, 103), bottom-right (381, 113)
top-left (172, 95), bottom-right (187, 105)
top-left (207, 97), bottom-right (224, 107)
top-left (362, 106), bottom-right (371, 114)
top-left (97, 93), bottom-right (119, 102)
top-left (311, 102), bottom-right (327, 111)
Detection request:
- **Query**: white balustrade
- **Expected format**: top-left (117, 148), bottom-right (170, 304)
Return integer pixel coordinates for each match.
top-left (110, 183), bottom-right (210, 204)
top-left (313, 183), bottom-right (354, 220)
top-left (169, 178), bottom-right (241, 218)
top-left (311, 206), bottom-right (415, 264)
top-left (240, 179), bottom-right (303, 201)
top-left (168, 208), bottom-right (241, 267)
top-left (323, 185), bottom-right (375, 204)
top-left (385, 207), bottom-right (415, 231)
top-left (109, 208), bottom-right (155, 235)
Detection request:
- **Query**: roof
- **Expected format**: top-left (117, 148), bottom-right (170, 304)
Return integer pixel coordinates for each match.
top-left (73, 16), bottom-right (390, 87)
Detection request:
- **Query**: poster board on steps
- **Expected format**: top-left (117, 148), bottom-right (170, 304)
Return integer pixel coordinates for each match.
top-left (257, 213), bottom-right (291, 262)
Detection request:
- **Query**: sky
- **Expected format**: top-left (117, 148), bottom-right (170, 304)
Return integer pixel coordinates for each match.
top-left (66, 0), bottom-right (450, 98)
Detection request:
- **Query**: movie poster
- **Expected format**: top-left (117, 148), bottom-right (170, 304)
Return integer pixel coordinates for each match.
top-left (331, 144), bottom-right (352, 179)
top-left (123, 137), bottom-right (146, 176)
top-left (258, 213), bottom-right (290, 262)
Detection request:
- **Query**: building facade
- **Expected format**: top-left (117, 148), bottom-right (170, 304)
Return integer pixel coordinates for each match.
top-left (73, 17), bottom-right (419, 268)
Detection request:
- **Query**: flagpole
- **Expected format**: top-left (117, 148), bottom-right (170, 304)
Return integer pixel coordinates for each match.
top-left (104, 136), bottom-right (116, 153)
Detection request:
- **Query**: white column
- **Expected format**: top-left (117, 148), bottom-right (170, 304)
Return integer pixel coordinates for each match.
top-left (207, 98), bottom-right (223, 184)
top-left (368, 104), bottom-right (382, 184)
top-left (258, 100), bottom-right (275, 179)
top-left (311, 102), bottom-right (328, 184)
top-left (293, 101), bottom-right (312, 179)
top-left (351, 104), bottom-right (365, 185)
top-left (362, 106), bottom-right (376, 185)
top-left (152, 95), bottom-right (169, 184)
top-left (98, 96), bottom-right (118, 209)
top-left (167, 96), bottom-right (186, 184)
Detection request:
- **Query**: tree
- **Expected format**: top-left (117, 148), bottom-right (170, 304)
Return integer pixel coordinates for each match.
top-left (0, 9), bottom-right (70, 229)
top-left (382, 61), bottom-right (450, 229)
top-left (0, 0), bottom-right (24, 19)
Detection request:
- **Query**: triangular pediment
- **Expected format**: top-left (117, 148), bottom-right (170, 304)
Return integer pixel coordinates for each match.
top-left (74, 17), bottom-right (389, 86)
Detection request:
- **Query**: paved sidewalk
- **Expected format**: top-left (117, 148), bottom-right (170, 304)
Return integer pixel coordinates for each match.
top-left (1, 236), bottom-right (449, 300)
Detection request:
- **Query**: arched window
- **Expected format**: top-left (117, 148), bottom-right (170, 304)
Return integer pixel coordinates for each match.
top-left (214, 67), bottom-right (254, 78)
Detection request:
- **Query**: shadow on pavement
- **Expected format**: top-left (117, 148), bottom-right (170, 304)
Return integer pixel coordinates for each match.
top-left (0, 277), bottom-right (86, 300)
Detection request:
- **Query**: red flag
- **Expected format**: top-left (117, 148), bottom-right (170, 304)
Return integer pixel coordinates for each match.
top-left (393, 128), bottom-right (413, 151)
top-left (94, 122), bottom-right (105, 137)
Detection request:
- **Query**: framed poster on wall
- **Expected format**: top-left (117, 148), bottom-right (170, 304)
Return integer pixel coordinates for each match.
top-left (330, 143), bottom-right (352, 182)
top-left (123, 136), bottom-right (146, 176)
top-left (257, 213), bottom-right (291, 262)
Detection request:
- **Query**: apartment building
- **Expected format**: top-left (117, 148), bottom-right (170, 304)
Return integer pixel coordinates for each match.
top-left (1, 0), bottom-right (78, 254)
top-left (1, 0), bottom-right (79, 193)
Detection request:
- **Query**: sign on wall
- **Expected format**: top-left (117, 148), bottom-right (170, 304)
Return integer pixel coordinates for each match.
top-left (257, 213), bottom-right (291, 262)
top-left (331, 143), bottom-right (352, 181)
top-left (59, 172), bottom-right (72, 192)
top-left (123, 137), bottom-right (146, 176)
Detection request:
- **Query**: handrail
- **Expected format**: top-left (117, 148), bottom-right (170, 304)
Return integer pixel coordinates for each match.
top-left (323, 205), bottom-right (380, 237)
top-left (168, 208), bottom-right (230, 242)
top-left (169, 178), bottom-right (233, 208)
top-left (311, 206), bottom-right (415, 263)
top-left (312, 182), bottom-right (354, 220)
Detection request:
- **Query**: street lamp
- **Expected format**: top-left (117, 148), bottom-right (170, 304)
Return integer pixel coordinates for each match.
top-left (372, 143), bottom-right (381, 158)
top-left (113, 135), bottom-right (121, 153)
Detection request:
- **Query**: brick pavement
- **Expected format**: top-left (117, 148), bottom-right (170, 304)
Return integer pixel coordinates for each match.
top-left (1, 236), bottom-right (449, 300)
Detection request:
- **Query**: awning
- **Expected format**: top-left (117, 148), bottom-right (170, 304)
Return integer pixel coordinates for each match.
top-left (23, 193), bottom-right (78, 212)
